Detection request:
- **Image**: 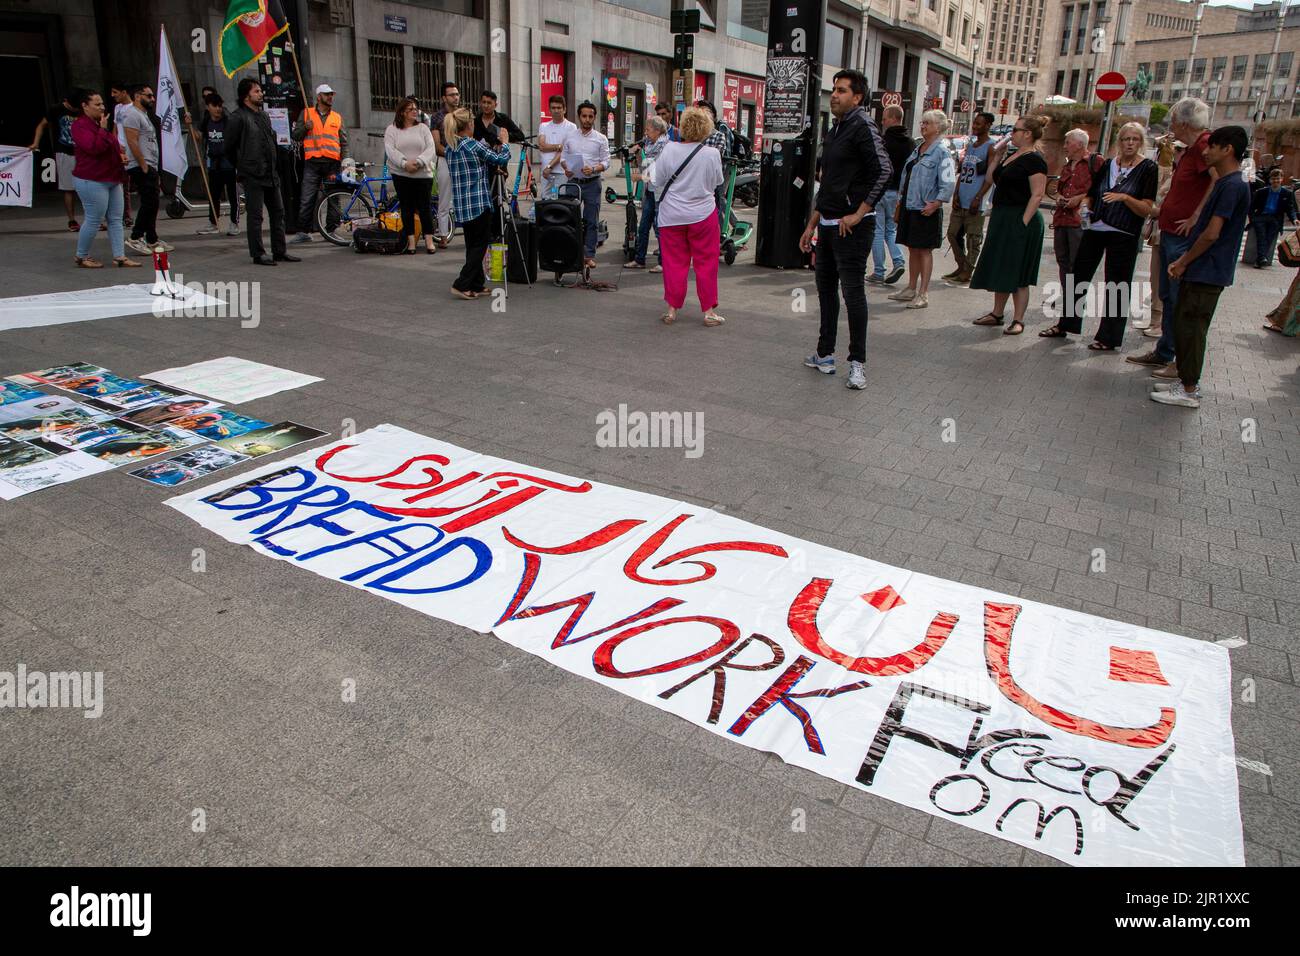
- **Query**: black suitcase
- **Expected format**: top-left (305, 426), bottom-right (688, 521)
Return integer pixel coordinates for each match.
top-left (506, 215), bottom-right (538, 283)
top-left (353, 226), bottom-right (404, 254)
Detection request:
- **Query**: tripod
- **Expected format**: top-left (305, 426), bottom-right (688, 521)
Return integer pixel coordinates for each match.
top-left (488, 147), bottom-right (533, 294)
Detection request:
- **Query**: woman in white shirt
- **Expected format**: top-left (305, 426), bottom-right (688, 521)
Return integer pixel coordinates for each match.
top-left (650, 106), bottom-right (726, 326)
top-left (385, 97), bottom-right (438, 254)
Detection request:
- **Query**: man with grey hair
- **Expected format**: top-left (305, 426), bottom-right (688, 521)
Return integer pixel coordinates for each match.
top-left (1127, 97), bottom-right (1216, 377)
top-left (1050, 129), bottom-right (1101, 298)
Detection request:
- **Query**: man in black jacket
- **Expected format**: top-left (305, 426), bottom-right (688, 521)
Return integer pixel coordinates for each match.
top-left (225, 78), bottom-right (299, 266)
top-left (869, 105), bottom-right (914, 285)
top-left (799, 69), bottom-right (891, 390)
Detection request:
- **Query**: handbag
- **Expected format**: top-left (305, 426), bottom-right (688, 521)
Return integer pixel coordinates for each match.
top-left (654, 143), bottom-right (706, 208)
top-left (1278, 229), bottom-right (1300, 268)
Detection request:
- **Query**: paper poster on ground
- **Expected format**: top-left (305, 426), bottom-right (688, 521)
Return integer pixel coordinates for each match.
top-left (213, 422), bottom-right (325, 458)
top-left (142, 357), bottom-right (321, 403)
top-left (0, 437), bottom-right (115, 499)
top-left (165, 425), bottom-right (1246, 868)
top-left (129, 446), bottom-right (250, 487)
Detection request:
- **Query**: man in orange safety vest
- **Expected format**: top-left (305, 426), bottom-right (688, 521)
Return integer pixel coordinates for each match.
top-left (291, 83), bottom-right (348, 242)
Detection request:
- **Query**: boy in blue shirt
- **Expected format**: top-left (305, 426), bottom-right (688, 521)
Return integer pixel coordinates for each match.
top-left (1152, 126), bottom-right (1252, 409)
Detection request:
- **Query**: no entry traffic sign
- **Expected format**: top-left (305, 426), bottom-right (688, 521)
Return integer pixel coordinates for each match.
top-left (1097, 71), bottom-right (1127, 103)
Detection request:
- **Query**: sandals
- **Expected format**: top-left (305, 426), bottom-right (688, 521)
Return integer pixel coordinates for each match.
top-left (703, 313), bottom-right (726, 327)
top-left (113, 257), bottom-right (142, 268)
top-left (1038, 326), bottom-right (1067, 338)
top-left (583, 258), bottom-right (597, 269)
top-left (451, 288), bottom-right (479, 300)
top-left (661, 313), bottom-right (677, 325)
top-left (1088, 341), bottom-right (1117, 351)
top-left (649, 264), bottom-right (663, 273)
top-left (1264, 323), bottom-right (1285, 334)
top-left (74, 256), bottom-right (103, 269)
top-left (972, 312), bottom-right (1004, 326)
top-left (1003, 320), bottom-right (1025, 336)
top-left (626, 261), bottom-right (646, 269)
top-left (67, 220), bottom-right (79, 232)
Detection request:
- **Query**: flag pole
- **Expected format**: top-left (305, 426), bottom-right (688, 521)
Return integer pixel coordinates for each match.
top-left (161, 24), bottom-right (218, 225)
top-left (284, 23), bottom-right (308, 100)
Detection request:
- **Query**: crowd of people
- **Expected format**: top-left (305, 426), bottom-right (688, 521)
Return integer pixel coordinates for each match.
top-left (34, 70), bottom-right (1292, 409)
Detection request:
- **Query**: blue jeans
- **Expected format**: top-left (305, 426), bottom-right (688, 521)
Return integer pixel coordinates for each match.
top-left (635, 189), bottom-right (658, 265)
top-left (73, 176), bottom-right (124, 259)
top-left (577, 176), bottom-right (602, 257)
top-left (1155, 230), bottom-right (1194, 362)
top-left (872, 189), bottom-right (904, 277)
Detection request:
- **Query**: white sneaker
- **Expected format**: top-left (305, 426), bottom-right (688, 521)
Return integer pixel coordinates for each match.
top-left (152, 240), bottom-right (175, 252)
top-left (226, 225), bottom-right (240, 236)
top-left (1149, 379), bottom-right (1179, 393)
top-left (887, 287), bottom-right (917, 301)
top-left (125, 238), bottom-right (151, 255)
top-left (1150, 383), bottom-right (1201, 408)
top-left (1142, 326), bottom-right (1161, 338)
top-left (289, 232), bottom-right (313, 244)
top-left (1131, 318), bottom-right (1151, 330)
top-left (195, 225), bottom-right (220, 236)
top-left (846, 361), bottom-right (866, 389)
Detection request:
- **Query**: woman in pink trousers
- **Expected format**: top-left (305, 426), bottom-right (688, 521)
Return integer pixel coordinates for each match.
top-left (651, 106), bottom-right (726, 326)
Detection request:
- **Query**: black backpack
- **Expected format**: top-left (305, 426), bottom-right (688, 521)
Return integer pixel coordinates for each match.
top-left (353, 226), bottom-right (404, 254)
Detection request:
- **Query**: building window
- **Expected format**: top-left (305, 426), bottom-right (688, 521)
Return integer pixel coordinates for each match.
top-left (1153, 61), bottom-right (1168, 83)
top-left (1069, 69), bottom-right (1080, 100)
top-left (1173, 59), bottom-right (1187, 82)
top-left (1061, 5), bottom-right (1075, 56)
top-left (962, 17), bottom-right (970, 45)
top-left (1055, 70), bottom-right (1065, 94)
top-left (1229, 83), bottom-right (1242, 100)
top-left (1225, 104), bottom-right (1236, 118)
top-left (368, 40), bottom-right (404, 112)
top-left (1279, 51), bottom-right (1294, 77)
top-left (1232, 55), bottom-right (1248, 81)
top-left (1212, 56), bottom-right (1227, 81)
top-left (1255, 53), bottom-right (1272, 79)
top-left (947, 5), bottom-right (957, 37)
top-left (1192, 58), bottom-right (1205, 83)
top-left (1076, 3), bottom-right (1089, 55)
top-left (413, 47), bottom-right (447, 106)
top-left (455, 53), bottom-right (485, 105)
top-left (824, 22), bottom-right (848, 68)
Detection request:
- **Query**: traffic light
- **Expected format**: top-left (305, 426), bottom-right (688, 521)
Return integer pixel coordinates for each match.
top-left (671, 9), bottom-right (700, 33)
top-left (674, 33), bottom-right (695, 70)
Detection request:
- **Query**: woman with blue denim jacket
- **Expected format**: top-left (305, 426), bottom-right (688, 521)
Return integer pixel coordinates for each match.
top-left (887, 110), bottom-right (956, 310)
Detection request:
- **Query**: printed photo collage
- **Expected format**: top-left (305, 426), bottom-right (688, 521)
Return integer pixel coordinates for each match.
top-left (1, 363), bottom-right (327, 499)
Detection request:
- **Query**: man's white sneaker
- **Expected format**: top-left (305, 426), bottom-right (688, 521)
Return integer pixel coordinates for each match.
top-left (152, 240), bottom-right (174, 252)
top-left (846, 361), bottom-right (866, 389)
top-left (1150, 383), bottom-right (1201, 408)
top-left (195, 225), bottom-right (220, 236)
top-left (125, 238), bottom-right (151, 254)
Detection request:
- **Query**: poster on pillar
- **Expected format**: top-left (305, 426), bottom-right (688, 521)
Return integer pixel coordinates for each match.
top-left (693, 73), bottom-right (710, 105)
top-left (167, 424), bottom-right (1245, 868)
top-left (540, 49), bottom-right (566, 124)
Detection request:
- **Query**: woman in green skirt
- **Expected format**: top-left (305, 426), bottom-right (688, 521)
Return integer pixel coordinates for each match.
top-left (969, 115), bottom-right (1049, 335)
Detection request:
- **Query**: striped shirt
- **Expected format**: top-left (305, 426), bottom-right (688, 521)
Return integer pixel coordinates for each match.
top-left (445, 136), bottom-right (511, 223)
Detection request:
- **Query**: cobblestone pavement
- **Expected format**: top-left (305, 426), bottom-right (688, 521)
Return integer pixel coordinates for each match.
top-left (0, 190), bottom-right (1296, 866)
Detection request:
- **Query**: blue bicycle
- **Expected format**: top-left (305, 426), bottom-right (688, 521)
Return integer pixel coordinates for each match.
top-left (316, 161), bottom-right (397, 246)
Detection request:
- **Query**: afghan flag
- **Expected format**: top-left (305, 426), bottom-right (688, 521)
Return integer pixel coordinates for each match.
top-left (219, 0), bottom-right (289, 77)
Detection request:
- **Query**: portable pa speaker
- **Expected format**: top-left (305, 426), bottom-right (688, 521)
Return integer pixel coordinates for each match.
top-left (536, 196), bottom-right (585, 275)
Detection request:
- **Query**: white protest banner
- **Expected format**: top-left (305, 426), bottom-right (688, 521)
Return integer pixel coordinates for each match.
top-left (0, 284), bottom-right (224, 332)
top-left (156, 25), bottom-right (190, 181)
top-left (167, 425), bottom-right (1244, 867)
top-left (0, 146), bottom-right (34, 207)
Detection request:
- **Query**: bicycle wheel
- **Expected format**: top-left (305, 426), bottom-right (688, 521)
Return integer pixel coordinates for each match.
top-left (317, 190), bottom-right (376, 246)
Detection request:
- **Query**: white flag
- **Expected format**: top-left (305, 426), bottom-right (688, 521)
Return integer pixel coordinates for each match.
top-left (156, 25), bottom-right (189, 180)
top-left (0, 146), bottom-right (34, 207)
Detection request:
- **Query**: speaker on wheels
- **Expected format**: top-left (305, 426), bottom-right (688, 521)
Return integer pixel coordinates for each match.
top-left (536, 185), bottom-right (585, 277)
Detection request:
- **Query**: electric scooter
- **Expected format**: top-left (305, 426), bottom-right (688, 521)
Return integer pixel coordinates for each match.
top-left (607, 144), bottom-right (643, 261)
top-left (719, 156), bottom-right (759, 265)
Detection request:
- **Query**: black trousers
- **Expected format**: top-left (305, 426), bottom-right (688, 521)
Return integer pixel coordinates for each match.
top-left (1062, 228), bottom-right (1141, 347)
top-left (814, 220), bottom-right (873, 363)
top-left (455, 209), bottom-right (493, 293)
top-left (393, 175), bottom-right (434, 239)
top-left (1171, 280), bottom-right (1225, 387)
top-left (129, 167), bottom-right (159, 243)
top-left (242, 178), bottom-right (286, 260)
top-left (208, 167), bottom-right (239, 225)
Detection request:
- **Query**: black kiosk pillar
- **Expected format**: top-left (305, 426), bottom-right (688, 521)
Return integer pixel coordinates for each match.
top-left (755, 0), bottom-right (828, 269)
